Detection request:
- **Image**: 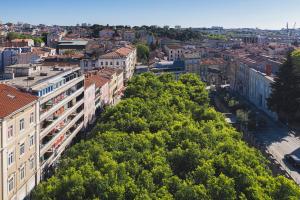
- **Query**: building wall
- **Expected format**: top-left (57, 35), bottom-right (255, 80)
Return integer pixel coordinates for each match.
top-left (0, 50), bottom-right (3, 72)
top-left (1, 102), bottom-right (38, 200)
top-left (248, 69), bottom-right (277, 119)
top-left (35, 68), bottom-right (85, 180)
top-left (164, 46), bottom-right (183, 61)
top-left (99, 82), bottom-right (110, 108)
top-left (97, 49), bottom-right (137, 82)
top-left (84, 84), bottom-right (96, 128)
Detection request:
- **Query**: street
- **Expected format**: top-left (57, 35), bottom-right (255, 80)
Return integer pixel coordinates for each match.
top-left (252, 113), bottom-right (300, 185)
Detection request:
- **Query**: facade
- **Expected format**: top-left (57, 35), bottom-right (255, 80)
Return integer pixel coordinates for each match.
top-left (198, 58), bottom-right (226, 85)
top-left (57, 40), bottom-right (88, 55)
top-left (83, 82), bottom-right (95, 128)
top-left (0, 49), bottom-right (4, 73)
top-left (184, 52), bottom-right (202, 76)
top-left (97, 46), bottom-right (137, 82)
top-left (99, 29), bottom-right (115, 40)
top-left (0, 84), bottom-right (38, 200)
top-left (164, 45), bottom-right (184, 61)
top-left (10, 39), bottom-right (34, 47)
top-left (123, 31), bottom-right (136, 42)
top-left (248, 68), bottom-right (277, 119)
top-left (1, 47), bottom-right (49, 70)
top-left (3, 64), bottom-right (85, 181)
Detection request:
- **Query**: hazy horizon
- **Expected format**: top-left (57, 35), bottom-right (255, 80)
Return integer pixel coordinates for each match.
top-left (1, 0), bottom-right (300, 30)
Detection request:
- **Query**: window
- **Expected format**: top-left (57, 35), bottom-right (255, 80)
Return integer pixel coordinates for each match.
top-left (19, 118), bottom-right (25, 131)
top-left (8, 176), bottom-right (14, 192)
top-left (101, 62), bottom-right (103, 66)
top-left (29, 157), bottom-right (34, 170)
top-left (105, 62), bottom-right (108, 66)
top-left (8, 151), bottom-right (14, 166)
top-left (29, 135), bottom-right (34, 147)
top-left (8, 125), bottom-right (13, 139)
top-left (30, 112), bottom-right (34, 124)
top-left (20, 165), bottom-right (25, 180)
top-left (20, 143), bottom-right (25, 156)
top-left (110, 62), bottom-right (113, 66)
top-left (116, 62), bottom-right (119, 65)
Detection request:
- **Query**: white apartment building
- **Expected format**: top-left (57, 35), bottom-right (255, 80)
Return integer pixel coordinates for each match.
top-left (3, 64), bottom-right (85, 180)
top-left (249, 68), bottom-right (277, 119)
top-left (97, 46), bottom-right (137, 82)
top-left (0, 84), bottom-right (38, 200)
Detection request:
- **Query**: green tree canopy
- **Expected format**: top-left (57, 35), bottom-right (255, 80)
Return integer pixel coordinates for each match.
top-left (32, 73), bottom-right (300, 200)
top-left (268, 50), bottom-right (300, 122)
top-left (136, 43), bottom-right (150, 63)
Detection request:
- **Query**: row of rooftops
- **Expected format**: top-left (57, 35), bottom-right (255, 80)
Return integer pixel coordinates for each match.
top-left (84, 67), bottom-right (123, 89)
top-left (99, 45), bottom-right (136, 59)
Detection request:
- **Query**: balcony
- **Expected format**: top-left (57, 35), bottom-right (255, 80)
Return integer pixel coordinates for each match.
top-left (40, 88), bottom-right (84, 121)
top-left (40, 116), bottom-right (84, 168)
top-left (40, 110), bottom-right (84, 155)
top-left (40, 77), bottom-right (84, 105)
top-left (40, 98), bottom-right (84, 138)
top-left (40, 87), bottom-right (84, 120)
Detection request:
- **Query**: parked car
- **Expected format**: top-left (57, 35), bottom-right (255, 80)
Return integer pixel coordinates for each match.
top-left (284, 154), bottom-right (300, 167)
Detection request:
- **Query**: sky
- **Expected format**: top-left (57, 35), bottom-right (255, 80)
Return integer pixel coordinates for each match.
top-left (1, 0), bottom-right (300, 30)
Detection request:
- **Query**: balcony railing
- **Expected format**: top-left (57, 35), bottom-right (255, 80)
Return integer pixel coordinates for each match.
top-left (40, 77), bottom-right (84, 105)
top-left (40, 88), bottom-right (84, 120)
top-left (40, 99), bottom-right (84, 138)
top-left (40, 111), bottom-right (84, 155)
top-left (40, 117), bottom-right (84, 168)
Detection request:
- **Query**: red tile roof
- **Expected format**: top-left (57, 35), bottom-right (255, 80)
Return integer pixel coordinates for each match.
top-left (85, 72), bottom-right (110, 89)
top-left (0, 84), bottom-right (37, 118)
top-left (99, 46), bottom-right (135, 59)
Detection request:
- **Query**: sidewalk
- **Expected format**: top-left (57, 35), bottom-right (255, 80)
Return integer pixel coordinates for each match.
top-left (212, 91), bottom-right (300, 185)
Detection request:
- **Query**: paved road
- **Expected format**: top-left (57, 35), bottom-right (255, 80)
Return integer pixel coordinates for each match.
top-left (211, 91), bottom-right (300, 184)
top-left (253, 114), bottom-right (300, 184)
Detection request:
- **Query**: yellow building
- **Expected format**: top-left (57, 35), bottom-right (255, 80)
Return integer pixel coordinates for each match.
top-left (0, 84), bottom-right (38, 200)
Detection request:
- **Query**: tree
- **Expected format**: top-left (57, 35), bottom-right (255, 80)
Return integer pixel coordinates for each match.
top-left (7, 32), bottom-right (19, 41)
top-left (136, 43), bottom-right (150, 63)
top-left (32, 73), bottom-right (300, 200)
top-left (268, 51), bottom-right (300, 122)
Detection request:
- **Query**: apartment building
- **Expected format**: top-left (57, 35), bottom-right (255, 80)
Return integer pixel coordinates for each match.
top-left (10, 39), bottom-right (34, 47)
top-left (123, 31), bottom-right (136, 42)
top-left (0, 84), bottom-right (38, 200)
top-left (97, 46), bottom-right (137, 82)
top-left (99, 29), bottom-right (115, 40)
top-left (3, 64), bottom-right (84, 180)
top-left (164, 45), bottom-right (184, 61)
top-left (248, 68), bottom-right (277, 119)
top-left (183, 52), bottom-right (202, 75)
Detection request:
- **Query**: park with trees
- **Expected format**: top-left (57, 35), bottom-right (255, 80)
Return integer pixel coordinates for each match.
top-left (32, 73), bottom-right (300, 200)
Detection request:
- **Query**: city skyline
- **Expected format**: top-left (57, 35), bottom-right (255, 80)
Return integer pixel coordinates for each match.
top-left (1, 0), bottom-right (300, 30)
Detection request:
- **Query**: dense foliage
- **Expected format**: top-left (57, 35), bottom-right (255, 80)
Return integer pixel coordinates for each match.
top-left (136, 43), bottom-right (150, 63)
top-left (32, 73), bottom-right (300, 200)
top-left (6, 32), bottom-right (45, 45)
top-left (268, 50), bottom-right (300, 122)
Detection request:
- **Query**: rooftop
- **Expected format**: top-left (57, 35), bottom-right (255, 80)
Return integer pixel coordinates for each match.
top-left (99, 46), bottom-right (135, 59)
top-left (0, 84), bottom-right (37, 118)
top-left (2, 64), bottom-right (80, 91)
top-left (58, 40), bottom-right (89, 46)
